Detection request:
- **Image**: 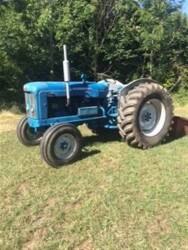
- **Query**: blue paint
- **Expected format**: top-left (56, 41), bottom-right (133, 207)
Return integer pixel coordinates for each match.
top-left (24, 81), bottom-right (109, 98)
top-left (23, 78), bottom-right (154, 132)
top-left (24, 80), bottom-right (123, 130)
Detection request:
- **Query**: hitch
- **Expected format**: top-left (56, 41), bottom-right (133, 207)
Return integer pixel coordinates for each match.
top-left (171, 116), bottom-right (188, 138)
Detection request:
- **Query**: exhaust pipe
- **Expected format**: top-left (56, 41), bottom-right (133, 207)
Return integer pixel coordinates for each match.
top-left (63, 45), bottom-right (70, 82)
top-left (63, 45), bottom-right (70, 106)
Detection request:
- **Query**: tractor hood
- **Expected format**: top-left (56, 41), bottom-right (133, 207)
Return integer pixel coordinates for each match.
top-left (23, 81), bottom-right (109, 98)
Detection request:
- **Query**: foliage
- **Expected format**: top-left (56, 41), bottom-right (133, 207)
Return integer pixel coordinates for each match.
top-left (173, 87), bottom-right (188, 105)
top-left (0, 0), bottom-right (188, 104)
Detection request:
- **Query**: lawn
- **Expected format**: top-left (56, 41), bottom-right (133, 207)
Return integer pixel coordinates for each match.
top-left (0, 104), bottom-right (188, 250)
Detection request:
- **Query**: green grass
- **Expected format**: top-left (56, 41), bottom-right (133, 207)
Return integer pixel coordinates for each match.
top-left (0, 124), bottom-right (188, 250)
top-left (173, 91), bottom-right (188, 106)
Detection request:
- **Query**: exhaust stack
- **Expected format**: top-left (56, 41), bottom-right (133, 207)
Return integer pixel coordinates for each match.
top-left (63, 45), bottom-right (70, 82)
top-left (63, 45), bottom-right (70, 106)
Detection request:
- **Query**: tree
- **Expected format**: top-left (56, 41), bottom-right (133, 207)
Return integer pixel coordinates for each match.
top-left (0, 0), bottom-right (187, 106)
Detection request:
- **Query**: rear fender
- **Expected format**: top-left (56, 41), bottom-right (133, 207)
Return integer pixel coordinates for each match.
top-left (120, 78), bottom-right (159, 97)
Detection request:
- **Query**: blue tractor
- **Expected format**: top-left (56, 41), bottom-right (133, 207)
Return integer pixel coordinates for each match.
top-left (17, 45), bottom-right (173, 167)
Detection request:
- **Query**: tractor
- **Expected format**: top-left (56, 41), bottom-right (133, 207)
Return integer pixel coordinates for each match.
top-left (17, 45), bottom-right (173, 167)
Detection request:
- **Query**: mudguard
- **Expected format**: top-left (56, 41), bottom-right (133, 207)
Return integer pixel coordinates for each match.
top-left (120, 78), bottom-right (159, 97)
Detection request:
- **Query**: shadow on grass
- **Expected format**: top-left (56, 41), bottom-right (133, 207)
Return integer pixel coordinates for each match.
top-left (79, 149), bottom-right (101, 160)
top-left (52, 132), bottom-right (120, 169)
top-left (83, 131), bottom-right (121, 147)
top-left (52, 149), bottom-right (101, 169)
top-left (163, 134), bottom-right (187, 146)
top-left (42, 131), bottom-right (187, 169)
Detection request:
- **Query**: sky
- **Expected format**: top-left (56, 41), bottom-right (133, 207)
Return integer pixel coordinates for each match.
top-left (182, 0), bottom-right (188, 14)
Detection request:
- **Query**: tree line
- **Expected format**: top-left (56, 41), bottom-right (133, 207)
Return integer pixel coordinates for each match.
top-left (0, 0), bottom-right (188, 104)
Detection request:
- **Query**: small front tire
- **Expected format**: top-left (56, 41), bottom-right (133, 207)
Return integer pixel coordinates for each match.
top-left (17, 116), bottom-right (42, 146)
top-left (40, 124), bottom-right (82, 167)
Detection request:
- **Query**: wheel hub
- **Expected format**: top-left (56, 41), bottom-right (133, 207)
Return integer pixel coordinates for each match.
top-left (60, 142), bottom-right (68, 150)
top-left (138, 99), bottom-right (166, 137)
top-left (144, 112), bottom-right (152, 121)
top-left (54, 133), bottom-right (77, 160)
top-left (26, 126), bottom-right (41, 140)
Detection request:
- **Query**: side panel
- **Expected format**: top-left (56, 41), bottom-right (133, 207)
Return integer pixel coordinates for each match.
top-left (28, 106), bottom-right (107, 128)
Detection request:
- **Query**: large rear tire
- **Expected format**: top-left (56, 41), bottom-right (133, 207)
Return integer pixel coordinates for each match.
top-left (118, 82), bottom-right (173, 148)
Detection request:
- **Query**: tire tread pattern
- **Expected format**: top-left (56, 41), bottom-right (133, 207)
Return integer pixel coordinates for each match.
top-left (118, 82), bottom-right (173, 148)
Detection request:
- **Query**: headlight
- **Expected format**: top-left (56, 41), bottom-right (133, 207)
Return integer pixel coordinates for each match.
top-left (25, 93), bottom-right (36, 118)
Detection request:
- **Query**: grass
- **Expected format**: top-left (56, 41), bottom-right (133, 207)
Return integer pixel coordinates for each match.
top-left (0, 104), bottom-right (188, 250)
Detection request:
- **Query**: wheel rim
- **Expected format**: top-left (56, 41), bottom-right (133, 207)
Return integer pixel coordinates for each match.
top-left (138, 99), bottom-right (166, 137)
top-left (54, 133), bottom-right (77, 161)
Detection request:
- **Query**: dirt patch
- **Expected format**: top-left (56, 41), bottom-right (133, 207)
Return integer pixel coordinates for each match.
top-left (74, 239), bottom-right (94, 250)
top-left (22, 228), bottom-right (47, 250)
top-left (63, 197), bottom-right (84, 212)
top-left (16, 182), bottom-right (31, 197)
top-left (147, 214), bottom-right (171, 248)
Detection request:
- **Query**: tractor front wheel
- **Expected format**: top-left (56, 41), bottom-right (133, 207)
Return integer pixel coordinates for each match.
top-left (118, 82), bottom-right (173, 148)
top-left (40, 124), bottom-right (82, 167)
top-left (17, 116), bottom-right (42, 146)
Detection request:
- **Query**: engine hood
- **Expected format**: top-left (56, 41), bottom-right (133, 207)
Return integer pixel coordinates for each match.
top-left (24, 81), bottom-right (76, 93)
top-left (23, 81), bottom-right (109, 98)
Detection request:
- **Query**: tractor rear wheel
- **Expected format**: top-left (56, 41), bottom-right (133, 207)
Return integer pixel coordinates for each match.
top-left (118, 82), bottom-right (173, 148)
top-left (17, 116), bottom-right (42, 146)
top-left (40, 124), bottom-right (82, 167)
